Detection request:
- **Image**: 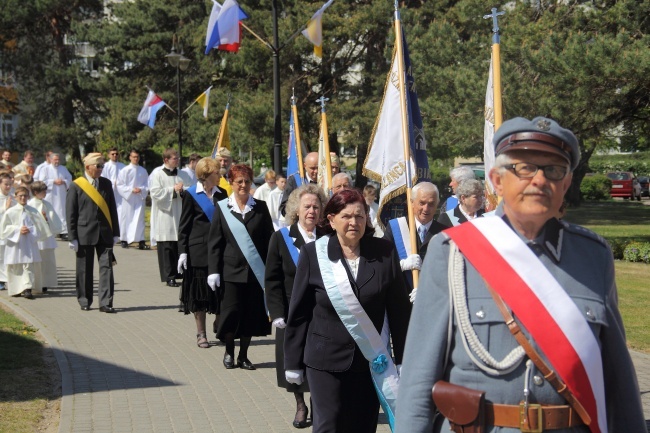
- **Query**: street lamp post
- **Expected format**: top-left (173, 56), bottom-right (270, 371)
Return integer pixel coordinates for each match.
top-left (166, 35), bottom-right (191, 161)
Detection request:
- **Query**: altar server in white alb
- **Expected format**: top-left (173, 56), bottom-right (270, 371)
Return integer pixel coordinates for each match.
top-left (36, 153), bottom-right (72, 238)
top-left (395, 117), bottom-right (646, 433)
top-left (0, 171), bottom-right (15, 290)
top-left (0, 186), bottom-right (51, 299)
top-left (116, 149), bottom-right (149, 250)
top-left (149, 148), bottom-right (192, 287)
top-left (28, 181), bottom-right (63, 291)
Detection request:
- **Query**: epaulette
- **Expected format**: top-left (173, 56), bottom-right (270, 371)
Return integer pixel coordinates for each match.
top-left (559, 220), bottom-right (609, 248)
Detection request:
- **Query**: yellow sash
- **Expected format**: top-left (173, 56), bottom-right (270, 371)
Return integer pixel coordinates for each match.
top-left (74, 177), bottom-right (112, 230)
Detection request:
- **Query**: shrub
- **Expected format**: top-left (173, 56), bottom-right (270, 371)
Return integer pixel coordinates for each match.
top-left (580, 174), bottom-right (612, 200)
top-left (604, 237), bottom-right (627, 260)
top-left (623, 242), bottom-right (650, 264)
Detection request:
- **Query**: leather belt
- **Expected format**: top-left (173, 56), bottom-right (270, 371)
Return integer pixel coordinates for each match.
top-left (486, 402), bottom-right (584, 432)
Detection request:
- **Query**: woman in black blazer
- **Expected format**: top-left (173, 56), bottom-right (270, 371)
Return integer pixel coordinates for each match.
top-left (265, 184), bottom-right (328, 428)
top-left (178, 158), bottom-right (228, 348)
top-left (284, 189), bottom-right (411, 433)
top-left (207, 164), bottom-right (274, 370)
top-left (437, 179), bottom-right (485, 227)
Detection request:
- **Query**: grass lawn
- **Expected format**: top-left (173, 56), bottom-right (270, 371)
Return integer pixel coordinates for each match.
top-left (565, 200), bottom-right (650, 351)
top-left (564, 200), bottom-right (650, 242)
top-left (0, 305), bottom-right (59, 433)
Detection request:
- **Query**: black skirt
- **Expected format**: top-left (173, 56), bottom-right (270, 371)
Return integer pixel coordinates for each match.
top-left (216, 278), bottom-right (271, 340)
top-left (275, 328), bottom-right (309, 392)
top-left (179, 266), bottom-right (220, 314)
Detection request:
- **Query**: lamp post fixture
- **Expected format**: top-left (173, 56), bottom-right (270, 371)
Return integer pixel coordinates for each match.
top-left (166, 35), bottom-right (190, 161)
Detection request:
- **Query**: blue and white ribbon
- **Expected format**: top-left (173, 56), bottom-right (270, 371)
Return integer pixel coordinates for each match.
top-left (315, 235), bottom-right (400, 431)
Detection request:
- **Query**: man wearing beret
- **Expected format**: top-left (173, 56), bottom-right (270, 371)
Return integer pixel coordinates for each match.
top-left (395, 117), bottom-right (646, 432)
top-left (66, 152), bottom-right (120, 313)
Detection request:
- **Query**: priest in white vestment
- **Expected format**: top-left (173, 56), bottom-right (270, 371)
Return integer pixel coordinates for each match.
top-left (0, 172), bottom-right (15, 290)
top-left (101, 148), bottom-right (125, 235)
top-left (116, 150), bottom-right (149, 249)
top-left (33, 151), bottom-right (52, 180)
top-left (149, 148), bottom-right (192, 286)
top-left (28, 181), bottom-right (63, 290)
top-left (36, 153), bottom-right (72, 237)
top-left (148, 164), bottom-right (163, 247)
top-left (0, 186), bottom-right (51, 298)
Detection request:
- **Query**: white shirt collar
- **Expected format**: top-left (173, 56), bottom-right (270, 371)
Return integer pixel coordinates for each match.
top-left (196, 182), bottom-right (218, 197)
top-left (227, 193), bottom-right (255, 216)
top-left (297, 223), bottom-right (316, 244)
top-left (458, 204), bottom-right (477, 220)
top-left (415, 218), bottom-right (433, 232)
top-left (84, 173), bottom-right (95, 183)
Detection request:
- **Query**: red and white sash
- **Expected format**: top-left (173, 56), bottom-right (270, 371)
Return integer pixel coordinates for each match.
top-left (446, 217), bottom-right (606, 433)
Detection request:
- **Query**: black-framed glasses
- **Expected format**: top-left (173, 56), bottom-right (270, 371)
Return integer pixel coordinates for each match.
top-left (95, 164), bottom-right (105, 169)
top-left (505, 162), bottom-right (569, 181)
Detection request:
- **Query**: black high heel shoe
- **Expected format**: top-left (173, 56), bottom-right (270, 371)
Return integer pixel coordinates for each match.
top-left (293, 405), bottom-right (309, 429)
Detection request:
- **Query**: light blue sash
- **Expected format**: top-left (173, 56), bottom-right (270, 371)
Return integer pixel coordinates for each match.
top-left (446, 195), bottom-right (458, 211)
top-left (187, 185), bottom-right (215, 222)
top-left (446, 208), bottom-right (461, 226)
top-left (279, 227), bottom-right (300, 266)
top-left (315, 235), bottom-right (400, 431)
top-left (217, 199), bottom-right (266, 297)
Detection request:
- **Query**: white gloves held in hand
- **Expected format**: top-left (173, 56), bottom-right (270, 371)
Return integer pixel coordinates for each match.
top-left (285, 369), bottom-right (304, 385)
top-left (409, 287), bottom-right (418, 303)
top-left (113, 237), bottom-right (120, 245)
top-left (69, 240), bottom-right (79, 252)
top-left (207, 274), bottom-right (221, 292)
top-left (272, 318), bottom-right (287, 329)
top-left (177, 253), bottom-right (188, 274)
top-left (400, 254), bottom-right (422, 271)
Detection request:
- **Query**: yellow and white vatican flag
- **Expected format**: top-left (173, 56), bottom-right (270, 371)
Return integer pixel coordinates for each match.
top-left (196, 86), bottom-right (212, 118)
top-left (302, 0), bottom-right (334, 58)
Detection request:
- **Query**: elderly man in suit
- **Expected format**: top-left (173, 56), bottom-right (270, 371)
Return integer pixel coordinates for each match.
top-left (383, 181), bottom-right (447, 299)
top-left (66, 152), bottom-right (120, 313)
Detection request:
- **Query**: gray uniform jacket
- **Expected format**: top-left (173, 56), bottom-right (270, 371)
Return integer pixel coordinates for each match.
top-left (394, 216), bottom-right (646, 433)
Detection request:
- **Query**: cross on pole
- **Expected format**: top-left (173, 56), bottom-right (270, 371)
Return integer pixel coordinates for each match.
top-left (483, 8), bottom-right (505, 44)
top-left (316, 96), bottom-right (329, 112)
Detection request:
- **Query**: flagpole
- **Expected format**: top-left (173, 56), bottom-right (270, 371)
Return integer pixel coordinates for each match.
top-left (484, 8), bottom-right (505, 129)
top-left (393, 2), bottom-right (419, 289)
top-left (291, 92), bottom-right (305, 180)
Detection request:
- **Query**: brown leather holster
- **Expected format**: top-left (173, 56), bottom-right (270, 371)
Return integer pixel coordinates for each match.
top-left (432, 381), bottom-right (485, 433)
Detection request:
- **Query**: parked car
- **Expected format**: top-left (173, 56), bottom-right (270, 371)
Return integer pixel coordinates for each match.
top-left (638, 176), bottom-right (649, 198)
top-left (606, 171), bottom-right (642, 200)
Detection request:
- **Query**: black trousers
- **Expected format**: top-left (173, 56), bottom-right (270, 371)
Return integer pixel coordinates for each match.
top-left (306, 367), bottom-right (379, 433)
top-left (76, 243), bottom-right (114, 309)
top-left (156, 241), bottom-right (179, 282)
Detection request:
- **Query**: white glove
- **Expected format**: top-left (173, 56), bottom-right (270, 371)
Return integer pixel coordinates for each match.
top-left (207, 274), bottom-right (221, 292)
top-left (272, 318), bottom-right (287, 329)
top-left (69, 240), bottom-right (79, 252)
top-left (113, 237), bottom-right (120, 245)
top-left (285, 369), bottom-right (304, 385)
top-left (400, 254), bottom-right (422, 271)
top-left (396, 364), bottom-right (402, 376)
top-left (177, 253), bottom-right (188, 274)
top-left (409, 287), bottom-right (418, 303)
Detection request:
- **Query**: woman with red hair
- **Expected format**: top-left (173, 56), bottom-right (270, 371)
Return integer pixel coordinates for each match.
top-left (207, 164), bottom-right (273, 370)
top-left (284, 189), bottom-right (411, 432)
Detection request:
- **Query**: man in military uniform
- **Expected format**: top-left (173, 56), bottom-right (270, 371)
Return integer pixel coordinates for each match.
top-left (395, 117), bottom-right (646, 432)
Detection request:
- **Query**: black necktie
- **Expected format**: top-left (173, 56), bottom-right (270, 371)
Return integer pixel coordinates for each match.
top-left (163, 168), bottom-right (178, 176)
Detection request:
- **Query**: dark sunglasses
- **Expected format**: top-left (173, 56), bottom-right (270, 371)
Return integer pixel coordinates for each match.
top-left (96, 164), bottom-right (105, 169)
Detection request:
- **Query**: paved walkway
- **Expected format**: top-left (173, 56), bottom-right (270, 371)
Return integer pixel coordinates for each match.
top-left (1, 242), bottom-right (649, 432)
